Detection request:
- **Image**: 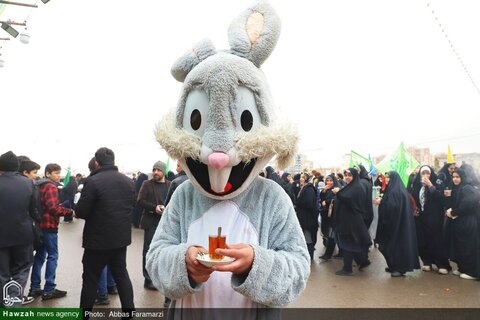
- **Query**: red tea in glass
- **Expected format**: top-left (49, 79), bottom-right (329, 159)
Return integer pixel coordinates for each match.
top-left (209, 235), bottom-right (226, 260)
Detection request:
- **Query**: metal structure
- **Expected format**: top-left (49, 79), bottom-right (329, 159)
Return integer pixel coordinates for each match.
top-left (0, 1), bottom-right (38, 8)
top-left (0, 0), bottom-right (50, 67)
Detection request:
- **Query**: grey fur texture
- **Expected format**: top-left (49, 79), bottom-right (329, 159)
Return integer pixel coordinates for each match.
top-left (170, 1), bottom-right (280, 82)
top-left (171, 39), bottom-right (217, 83)
top-left (228, 0), bottom-right (281, 67)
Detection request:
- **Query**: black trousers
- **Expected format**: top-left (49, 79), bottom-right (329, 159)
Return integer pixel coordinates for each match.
top-left (143, 225), bottom-right (157, 282)
top-left (342, 249), bottom-right (367, 273)
top-left (80, 247), bottom-right (134, 312)
top-left (324, 237), bottom-right (336, 257)
top-left (0, 244), bottom-right (33, 307)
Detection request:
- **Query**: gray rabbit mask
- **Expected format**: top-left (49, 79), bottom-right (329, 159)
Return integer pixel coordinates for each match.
top-left (156, 1), bottom-right (298, 200)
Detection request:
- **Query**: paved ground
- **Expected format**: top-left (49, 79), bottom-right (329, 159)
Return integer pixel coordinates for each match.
top-left (25, 218), bottom-right (480, 309)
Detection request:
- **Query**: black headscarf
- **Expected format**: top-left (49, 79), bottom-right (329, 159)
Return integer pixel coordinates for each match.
top-left (357, 164), bottom-right (371, 182)
top-left (450, 168), bottom-right (467, 208)
top-left (411, 165), bottom-right (438, 210)
top-left (325, 173), bottom-right (340, 188)
top-left (382, 171), bottom-right (410, 211)
top-left (437, 163), bottom-right (455, 192)
top-left (281, 172), bottom-right (289, 184)
top-left (265, 166), bottom-right (283, 185)
top-left (412, 165), bottom-right (438, 187)
top-left (460, 163), bottom-right (480, 188)
top-left (338, 168), bottom-right (360, 196)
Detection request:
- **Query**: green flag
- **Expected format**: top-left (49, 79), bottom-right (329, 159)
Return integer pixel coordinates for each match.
top-left (396, 142), bottom-right (409, 186)
top-left (165, 158), bottom-right (170, 175)
top-left (376, 142), bottom-right (420, 186)
top-left (349, 150), bottom-right (372, 169)
top-left (63, 167), bottom-right (71, 187)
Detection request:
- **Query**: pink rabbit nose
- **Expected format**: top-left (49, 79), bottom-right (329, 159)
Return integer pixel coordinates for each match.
top-left (208, 152), bottom-right (230, 170)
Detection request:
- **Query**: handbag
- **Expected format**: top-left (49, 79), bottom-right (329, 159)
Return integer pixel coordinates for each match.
top-left (32, 222), bottom-right (43, 250)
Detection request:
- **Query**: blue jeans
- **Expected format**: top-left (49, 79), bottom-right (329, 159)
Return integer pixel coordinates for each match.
top-left (97, 266), bottom-right (116, 297)
top-left (30, 232), bottom-right (58, 294)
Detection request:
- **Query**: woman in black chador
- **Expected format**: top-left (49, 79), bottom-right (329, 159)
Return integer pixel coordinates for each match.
top-left (332, 168), bottom-right (371, 275)
top-left (445, 168), bottom-right (480, 280)
top-left (376, 171), bottom-right (420, 277)
top-left (319, 174), bottom-right (340, 260)
top-left (295, 173), bottom-right (319, 260)
top-left (411, 165), bottom-right (450, 274)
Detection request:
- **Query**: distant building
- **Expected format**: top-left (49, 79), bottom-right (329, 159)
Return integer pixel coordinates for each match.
top-left (407, 146), bottom-right (432, 166)
top-left (318, 167), bottom-right (343, 176)
top-left (285, 154), bottom-right (313, 174)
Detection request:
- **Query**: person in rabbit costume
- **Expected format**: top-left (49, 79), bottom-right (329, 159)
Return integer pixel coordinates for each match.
top-left (146, 0), bottom-right (310, 314)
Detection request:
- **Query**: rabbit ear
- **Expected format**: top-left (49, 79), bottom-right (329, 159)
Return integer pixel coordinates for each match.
top-left (228, 1), bottom-right (281, 67)
top-left (171, 39), bottom-right (217, 82)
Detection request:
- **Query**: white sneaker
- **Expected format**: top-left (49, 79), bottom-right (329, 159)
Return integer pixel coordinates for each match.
top-left (438, 268), bottom-right (448, 275)
top-left (460, 273), bottom-right (477, 280)
top-left (452, 270), bottom-right (461, 276)
top-left (421, 265), bottom-right (431, 272)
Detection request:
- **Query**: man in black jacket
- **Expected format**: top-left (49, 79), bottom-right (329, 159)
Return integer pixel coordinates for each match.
top-left (0, 151), bottom-right (36, 307)
top-left (137, 160), bottom-right (170, 290)
top-left (75, 147), bottom-right (135, 316)
top-left (164, 161), bottom-right (188, 206)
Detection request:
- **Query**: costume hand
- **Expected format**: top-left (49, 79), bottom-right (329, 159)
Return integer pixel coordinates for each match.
top-left (185, 246), bottom-right (213, 284)
top-left (213, 243), bottom-right (254, 275)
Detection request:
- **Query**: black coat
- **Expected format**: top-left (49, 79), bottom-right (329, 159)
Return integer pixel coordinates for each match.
top-left (376, 171), bottom-right (420, 272)
top-left (61, 179), bottom-right (77, 205)
top-left (295, 183), bottom-right (318, 231)
top-left (448, 169), bottom-right (480, 277)
top-left (358, 165), bottom-right (374, 227)
top-left (332, 169), bottom-right (371, 248)
top-left (75, 165), bottom-right (135, 250)
top-left (319, 174), bottom-right (340, 226)
top-left (282, 182), bottom-right (296, 205)
top-left (137, 179), bottom-right (170, 229)
top-left (165, 171), bottom-right (188, 206)
top-left (436, 164), bottom-right (453, 192)
top-left (0, 172), bottom-right (36, 248)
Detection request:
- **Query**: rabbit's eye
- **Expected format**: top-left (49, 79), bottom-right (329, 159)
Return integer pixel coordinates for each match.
top-left (236, 86), bottom-right (260, 132)
top-left (183, 89), bottom-right (209, 136)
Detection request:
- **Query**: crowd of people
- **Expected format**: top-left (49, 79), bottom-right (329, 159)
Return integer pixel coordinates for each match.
top-left (264, 162), bottom-right (480, 279)
top-left (1, 147), bottom-right (480, 311)
top-left (0, 148), bottom-right (187, 314)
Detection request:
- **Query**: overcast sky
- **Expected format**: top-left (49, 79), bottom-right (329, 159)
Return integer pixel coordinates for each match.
top-left (1, 0), bottom-right (479, 175)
